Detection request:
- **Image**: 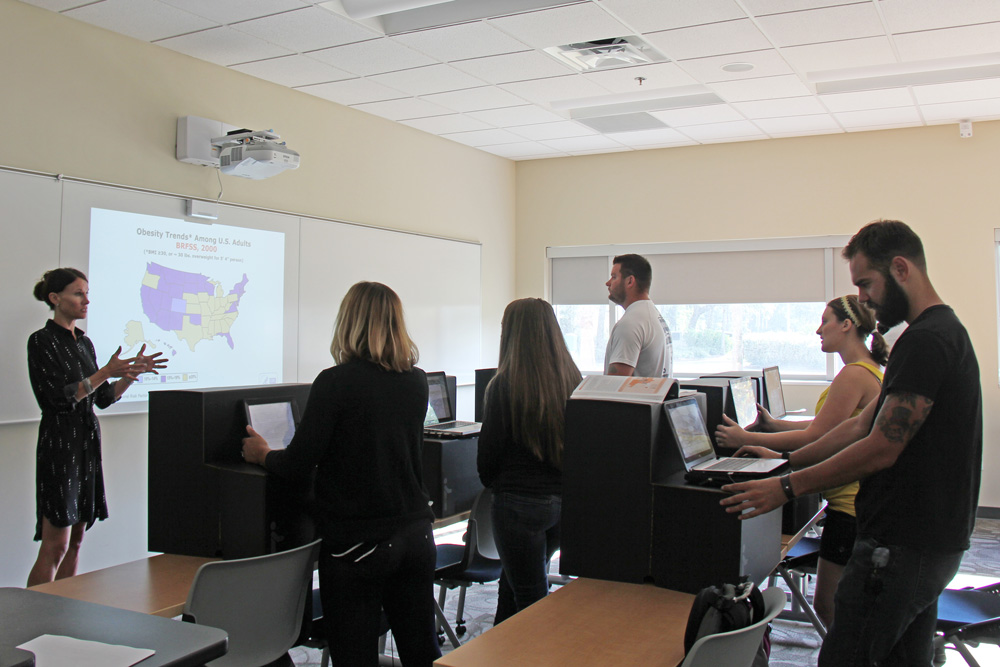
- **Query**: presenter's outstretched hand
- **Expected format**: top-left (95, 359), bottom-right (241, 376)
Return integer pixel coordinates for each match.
top-left (242, 426), bottom-right (271, 466)
top-left (104, 347), bottom-right (140, 379)
top-left (719, 477), bottom-right (787, 520)
top-left (132, 344), bottom-right (168, 376)
top-left (715, 414), bottom-right (750, 449)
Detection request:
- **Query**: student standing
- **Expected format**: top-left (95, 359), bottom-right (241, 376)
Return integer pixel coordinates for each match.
top-left (27, 268), bottom-right (165, 586)
top-left (477, 298), bottom-right (582, 623)
top-left (721, 220), bottom-right (982, 666)
top-left (243, 282), bottom-right (439, 667)
top-left (715, 294), bottom-right (886, 629)
top-left (604, 253), bottom-right (672, 377)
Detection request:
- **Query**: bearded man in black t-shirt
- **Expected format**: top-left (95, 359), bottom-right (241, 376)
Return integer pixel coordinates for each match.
top-left (720, 219), bottom-right (982, 666)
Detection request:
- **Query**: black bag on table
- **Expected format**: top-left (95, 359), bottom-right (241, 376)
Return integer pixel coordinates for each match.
top-left (682, 581), bottom-right (771, 666)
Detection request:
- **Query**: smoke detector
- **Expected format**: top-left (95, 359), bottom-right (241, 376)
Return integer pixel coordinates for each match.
top-left (544, 36), bottom-right (668, 72)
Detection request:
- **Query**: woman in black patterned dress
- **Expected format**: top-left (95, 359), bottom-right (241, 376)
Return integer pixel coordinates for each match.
top-left (26, 268), bottom-right (166, 585)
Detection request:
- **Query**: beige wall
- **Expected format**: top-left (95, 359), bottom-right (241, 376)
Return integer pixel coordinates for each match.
top-left (0, 0), bottom-right (515, 585)
top-left (516, 121), bottom-right (1000, 507)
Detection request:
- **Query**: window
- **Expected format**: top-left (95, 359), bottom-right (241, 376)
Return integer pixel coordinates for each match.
top-left (548, 236), bottom-right (853, 380)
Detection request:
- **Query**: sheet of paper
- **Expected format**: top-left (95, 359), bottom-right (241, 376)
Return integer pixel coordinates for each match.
top-left (18, 634), bottom-right (155, 667)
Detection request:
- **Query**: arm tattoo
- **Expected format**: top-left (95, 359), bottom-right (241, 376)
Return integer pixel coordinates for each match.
top-left (876, 391), bottom-right (933, 444)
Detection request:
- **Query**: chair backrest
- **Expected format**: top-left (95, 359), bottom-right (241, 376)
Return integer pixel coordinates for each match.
top-left (465, 487), bottom-right (499, 564)
top-left (184, 539), bottom-right (321, 667)
top-left (679, 586), bottom-right (786, 667)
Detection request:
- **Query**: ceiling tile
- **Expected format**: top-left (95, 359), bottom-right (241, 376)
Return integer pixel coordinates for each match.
top-left (740, 0), bottom-right (860, 16)
top-left (710, 74), bottom-right (813, 102)
top-left (818, 88), bottom-right (916, 112)
top-left (581, 62), bottom-right (699, 93)
top-left (443, 128), bottom-right (527, 147)
top-left (19, 0), bottom-right (104, 11)
top-left (488, 3), bottom-right (632, 50)
top-left (509, 121), bottom-right (597, 141)
top-left (599, 0), bottom-right (747, 32)
top-left (918, 97), bottom-right (1000, 122)
top-left (677, 49), bottom-right (794, 83)
top-left (879, 0), bottom-right (1000, 35)
top-left (833, 106), bottom-right (924, 128)
top-left (351, 97), bottom-right (453, 121)
top-left (844, 121), bottom-right (923, 133)
top-left (733, 96), bottom-right (828, 118)
top-left (678, 120), bottom-right (766, 140)
top-left (231, 54), bottom-right (354, 87)
top-left (157, 26), bottom-right (293, 66)
top-left (540, 135), bottom-right (628, 152)
top-left (911, 78), bottom-right (1000, 105)
top-left (650, 103), bottom-right (746, 126)
top-left (159, 0), bottom-right (308, 25)
top-left (755, 3), bottom-right (884, 47)
top-left (479, 141), bottom-right (568, 158)
top-left (308, 38), bottom-right (437, 76)
top-left (609, 127), bottom-right (694, 146)
top-left (753, 113), bottom-right (840, 133)
top-left (451, 50), bottom-right (574, 85)
top-left (392, 21), bottom-right (530, 62)
top-left (645, 19), bottom-right (772, 61)
top-left (782, 36), bottom-right (896, 74)
top-left (64, 0), bottom-right (215, 42)
top-left (500, 75), bottom-right (610, 105)
top-left (401, 114), bottom-right (494, 134)
top-left (422, 86), bottom-right (528, 112)
top-left (232, 6), bottom-right (378, 53)
top-left (465, 105), bottom-right (566, 126)
top-left (894, 23), bottom-right (1000, 62)
top-left (296, 77), bottom-right (406, 105)
top-left (369, 64), bottom-right (486, 96)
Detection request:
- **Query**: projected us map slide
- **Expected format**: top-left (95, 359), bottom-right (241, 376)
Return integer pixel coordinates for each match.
top-left (87, 208), bottom-right (285, 403)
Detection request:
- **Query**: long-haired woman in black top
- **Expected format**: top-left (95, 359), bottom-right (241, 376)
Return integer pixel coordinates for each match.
top-left (477, 298), bottom-right (582, 624)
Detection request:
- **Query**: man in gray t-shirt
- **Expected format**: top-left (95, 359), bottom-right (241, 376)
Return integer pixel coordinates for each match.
top-left (604, 254), bottom-right (672, 378)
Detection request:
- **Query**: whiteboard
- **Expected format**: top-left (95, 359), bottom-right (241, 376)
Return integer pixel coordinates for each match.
top-left (0, 167), bottom-right (481, 424)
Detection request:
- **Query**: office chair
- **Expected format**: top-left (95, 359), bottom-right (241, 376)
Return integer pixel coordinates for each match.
top-left (769, 535), bottom-right (826, 637)
top-left (434, 487), bottom-right (502, 648)
top-left (680, 586), bottom-right (786, 667)
top-left (183, 539), bottom-right (321, 667)
top-left (933, 582), bottom-right (1000, 667)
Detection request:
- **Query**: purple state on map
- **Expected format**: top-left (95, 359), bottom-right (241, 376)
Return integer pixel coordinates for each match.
top-left (140, 262), bottom-right (249, 351)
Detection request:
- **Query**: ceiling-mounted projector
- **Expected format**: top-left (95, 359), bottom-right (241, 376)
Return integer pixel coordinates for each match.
top-left (176, 117), bottom-right (300, 180)
top-left (215, 129), bottom-right (300, 180)
top-left (218, 139), bottom-right (300, 179)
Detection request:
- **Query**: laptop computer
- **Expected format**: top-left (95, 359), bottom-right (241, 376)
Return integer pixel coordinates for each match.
top-left (762, 366), bottom-right (786, 419)
top-left (424, 371), bottom-right (481, 438)
top-left (662, 396), bottom-right (787, 485)
top-left (728, 376), bottom-right (758, 429)
top-left (242, 396), bottom-right (300, 450)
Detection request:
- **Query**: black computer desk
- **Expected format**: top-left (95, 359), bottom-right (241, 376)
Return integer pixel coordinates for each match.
top-left (0, 588), bottom-right (227, 667)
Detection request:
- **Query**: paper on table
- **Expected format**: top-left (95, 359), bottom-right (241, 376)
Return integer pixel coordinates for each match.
top-left (18, 634), bottom-right (155, 667)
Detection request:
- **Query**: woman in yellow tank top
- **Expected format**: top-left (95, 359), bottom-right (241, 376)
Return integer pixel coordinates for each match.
top-left (716, 295), bottom-right (887, 630)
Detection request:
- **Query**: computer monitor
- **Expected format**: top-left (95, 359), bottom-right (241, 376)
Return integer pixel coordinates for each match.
top-left (243, 396), bottom-right (300, 450)
top-left (762, 366), bottom-right (786, 419)
top-left (728, 376), bottom-right (758, 429)
top-left (474, 368), bottom-right (497, 422)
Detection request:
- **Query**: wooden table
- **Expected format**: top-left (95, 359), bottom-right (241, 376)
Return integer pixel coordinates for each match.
top-left (434, 578), bottom-right (695, 666)
top-left (27, 553), bottom-right (217, 618)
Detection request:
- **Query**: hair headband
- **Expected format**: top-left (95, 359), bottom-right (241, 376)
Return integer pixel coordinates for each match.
top-left (840, 296), bottom-right (868, 334)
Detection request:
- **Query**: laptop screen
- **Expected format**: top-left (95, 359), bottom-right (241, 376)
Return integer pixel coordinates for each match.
top-left (663, 398), bottom-right (715, 468)
top-left (243, 398), bottom-right (299, 450)
top-left (762, 366), bottom-right (786, 419)
top-left (425, 372), bottom-right (453, 426)
top-left (729, 377), bottom-right (757, 429)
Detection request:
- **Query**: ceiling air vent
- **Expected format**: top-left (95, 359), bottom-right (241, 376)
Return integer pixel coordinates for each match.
top-left (544, 36), bottom-right (668, 72)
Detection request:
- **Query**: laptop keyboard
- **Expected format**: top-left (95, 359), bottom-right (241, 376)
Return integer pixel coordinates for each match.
top-left (703, 457), bottom-right (757, 471)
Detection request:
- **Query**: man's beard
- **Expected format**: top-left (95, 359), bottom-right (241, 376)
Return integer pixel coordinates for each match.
top-left (872, 272), bottom-right (910, 333)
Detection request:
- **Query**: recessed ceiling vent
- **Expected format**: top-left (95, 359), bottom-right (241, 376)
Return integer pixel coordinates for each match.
top-left (544, 36), bottom-right (668, 72)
